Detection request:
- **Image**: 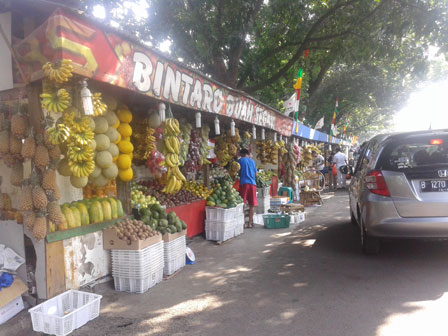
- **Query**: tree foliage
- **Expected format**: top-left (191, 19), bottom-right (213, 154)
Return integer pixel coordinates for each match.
top-left (77, 0), bottom-right (447, 136)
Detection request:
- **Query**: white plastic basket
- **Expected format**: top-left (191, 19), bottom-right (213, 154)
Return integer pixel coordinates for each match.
top-left (164, 253), bottom-right (186, 276)
top-left (205, 219), bottom-right (236, 232)
top-left (113, 268), bottom-right (163, 293)
top-left (205, 207), bottom-right (236, 221)
top-left (111, 241), bottom-right (163, 266)
top-left (29, 290), bottom-right (102, 336)
top-left (205, 228), bottom-right (234, 241)
top-left (235, 203), bottom-right (244, 216)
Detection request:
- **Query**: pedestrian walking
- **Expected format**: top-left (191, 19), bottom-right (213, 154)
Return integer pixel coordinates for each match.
top-left (327, 151), bottom-right (337, 190)
top-left (333, 147), bottom-right (347, 189)
top-left (238, 148), bottom-right (258, 228)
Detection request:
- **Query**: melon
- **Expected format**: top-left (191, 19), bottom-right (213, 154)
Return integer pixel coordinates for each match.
top-left (105, 127), bottom-right (119, 143)
top-left (117, 154), bottom-right (131, 170)
top-left (118, 167), bottom-right (133, 182)
top-left (70, 175), bottom-right (88, 188)
top-left (104, 111), bottom-right (119, 126)
top-left (117, 123), bottom-right (132, 137)
top-left (96, 151), bottom-right (113, 168)
top-left (108, 143), bottom-right (119, 158)
top-left (118, 141), bottom-right (133, 154)
top-left (94, 116), bottom-right (109, 134)
top-left (86, 117), bottom-right (95, 130)
top-left (90, 164), bottom-right (102, 178)
top-left (89, 139), bottom-right (97, 151)
top-left (93, 173), bottom-right (109, 187)
top-left (117, 109), bottom-right (132, 123)
top-left (103, 164), bottom-right (118, 179)
top-left (57, 158), bottom-right (72, 176)
top-left (95, 134), bottom-right (110, 151)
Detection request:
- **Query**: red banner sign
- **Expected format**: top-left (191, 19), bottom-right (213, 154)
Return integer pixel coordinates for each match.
top-left (15, 9), bottom-right (292, 136)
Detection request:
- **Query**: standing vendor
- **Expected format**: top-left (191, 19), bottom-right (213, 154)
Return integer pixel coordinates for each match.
top-left (238, 149), bottom-right (258, 228)
top-left (312, 150), bottom-right (325, 174)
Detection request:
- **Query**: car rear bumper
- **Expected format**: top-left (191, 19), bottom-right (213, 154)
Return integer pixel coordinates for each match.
top-left (364, 197), bottom-right (448, 238)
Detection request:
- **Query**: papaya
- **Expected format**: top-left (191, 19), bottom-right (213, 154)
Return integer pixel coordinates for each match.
top-left (69, 206), bottom-right (82, 227)
top-left (107, 198), bottom-right (118, 219)
top-left (76, 203), bottom-right (90, 226)
top-left (89, 201), bottom-right (104, 223)
top-left (101, 200), bottom-right (112, 221)
top-left (116, 199), bottom-right (124, 217)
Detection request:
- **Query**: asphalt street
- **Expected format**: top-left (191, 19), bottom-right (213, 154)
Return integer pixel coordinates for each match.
top-left (5, 190), bottom-right (448, 336)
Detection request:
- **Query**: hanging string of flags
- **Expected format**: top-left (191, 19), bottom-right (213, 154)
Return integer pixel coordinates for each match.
top-left (284, 50), bottom-right (357, 145)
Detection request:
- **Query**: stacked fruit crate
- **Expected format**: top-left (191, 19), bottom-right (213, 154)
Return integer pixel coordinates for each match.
top-left (111, 241), bottom-right (164, 293)
top-left (163, 234), bottom-right (186, 276)
top-left (205, 204), bottom-right (244, 241)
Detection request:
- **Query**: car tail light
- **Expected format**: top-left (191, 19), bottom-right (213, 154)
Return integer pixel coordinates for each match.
top-left (365, 170), bottom-right (390, 196)
top-left (430, 139), bottom-right (443, 145)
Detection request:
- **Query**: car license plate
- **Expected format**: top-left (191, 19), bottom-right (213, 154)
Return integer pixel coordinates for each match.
top-left (420, 180), bottom-right (448, 192)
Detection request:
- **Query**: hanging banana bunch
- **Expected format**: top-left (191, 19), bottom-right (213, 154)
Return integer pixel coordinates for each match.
top-left (92, 92), bottom-right (108, 116)
top-left (162, 118), bottom-right (185, 194)
top-left (40, 88), bottom-right (71, 113)
top-left (42, 59), bottom-right (74, 83)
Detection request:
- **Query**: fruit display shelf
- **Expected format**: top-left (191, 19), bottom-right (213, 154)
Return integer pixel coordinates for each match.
top-left (46, 216), bottom-right (130, 243)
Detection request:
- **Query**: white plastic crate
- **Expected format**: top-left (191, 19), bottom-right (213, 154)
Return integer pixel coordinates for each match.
top-left (205, 219), bottom-right (235, 232)
top-left (164, 253), bottom-right (186, 276)
top-left (112, 260), bottom-right (164, 278)
top-left (29, 290), bottom-right (102, 336)
top-left (235, 203), bottom-right (244, 216)
top-left (111, 241), bottom-right (163, 266)
top-left (113, 268), bottom-right (163, 293)
top-left (205, 228), bottom-right (234, 241)
top-left (163, 235), bottom-right (186, 276)
top-left (206, 206), bottom-right (236, 221)
top-left (234, 217), bottom-right (244, 236)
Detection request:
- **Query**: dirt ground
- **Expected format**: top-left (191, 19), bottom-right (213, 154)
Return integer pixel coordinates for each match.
top-left (5, 190), bottom-right (448, 336)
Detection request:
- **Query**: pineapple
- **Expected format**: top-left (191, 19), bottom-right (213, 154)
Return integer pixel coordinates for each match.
top-left (34, 145), bottom-right (50, 169)
top-left (0, 129), bottom-right (10, 154)
top-left (33, 212), bottom-right (47, 240)
top-left (32, 185), bottom-right (48, 211)
top-left (10, 162), bottom-right (24, 187)
top-left (11, 114), bottom-right (28, 139)
top-left (42, 168), bottom-right (56, 191)
top-left (20, 183), bottom-right (33, 211)
top-left (48, 145), bottom-right (61, 161)
top-left (47, 199), bottom-right (65, 226)
top-left (9, 136), bottom-right (22, 155)
top-left (22, 136), bottom-right (36, 160)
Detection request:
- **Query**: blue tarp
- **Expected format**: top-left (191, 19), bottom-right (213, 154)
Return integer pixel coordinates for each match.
top-left (291, 121), bottom-right (347, 145)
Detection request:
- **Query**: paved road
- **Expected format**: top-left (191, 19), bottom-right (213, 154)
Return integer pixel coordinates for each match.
top-left (5, 191), bottom-right (448, 335)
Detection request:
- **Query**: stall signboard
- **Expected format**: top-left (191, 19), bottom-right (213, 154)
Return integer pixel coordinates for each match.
top-left (14, 9), bottom-right (293, 136)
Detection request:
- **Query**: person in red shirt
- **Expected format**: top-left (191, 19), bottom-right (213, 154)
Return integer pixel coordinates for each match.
top-left (238, 149), bottom-right (258, 228)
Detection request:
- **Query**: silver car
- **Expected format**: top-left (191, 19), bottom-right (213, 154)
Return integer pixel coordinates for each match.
top-left (349, 130), bottom-right (448, 254)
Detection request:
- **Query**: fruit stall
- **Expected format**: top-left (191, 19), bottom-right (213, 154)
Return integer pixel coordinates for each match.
top-left (0, 4), bottom-right (296, 303)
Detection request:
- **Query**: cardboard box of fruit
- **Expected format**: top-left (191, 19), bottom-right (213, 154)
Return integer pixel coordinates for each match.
top-left (103, 219), bottom-right (161, 250)
top-left (162, 229), bottom-right (187, 242)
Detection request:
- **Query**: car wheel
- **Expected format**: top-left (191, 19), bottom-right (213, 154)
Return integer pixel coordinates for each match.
top-left (350, 210), bottom-right (357, 226)
top-left (360, 217), bottom-right (380, 255)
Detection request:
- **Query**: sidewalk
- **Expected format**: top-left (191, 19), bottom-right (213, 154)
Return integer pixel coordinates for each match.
top-left (2, 196), bottom-right (333, 336)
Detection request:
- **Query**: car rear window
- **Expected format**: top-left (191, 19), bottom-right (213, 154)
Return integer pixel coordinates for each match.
top-left (378, 134), bottom-right (448, 171)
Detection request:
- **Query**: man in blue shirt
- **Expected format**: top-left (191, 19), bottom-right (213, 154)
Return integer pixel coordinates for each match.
top-left (238, 148), bottom-right (258, 228)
